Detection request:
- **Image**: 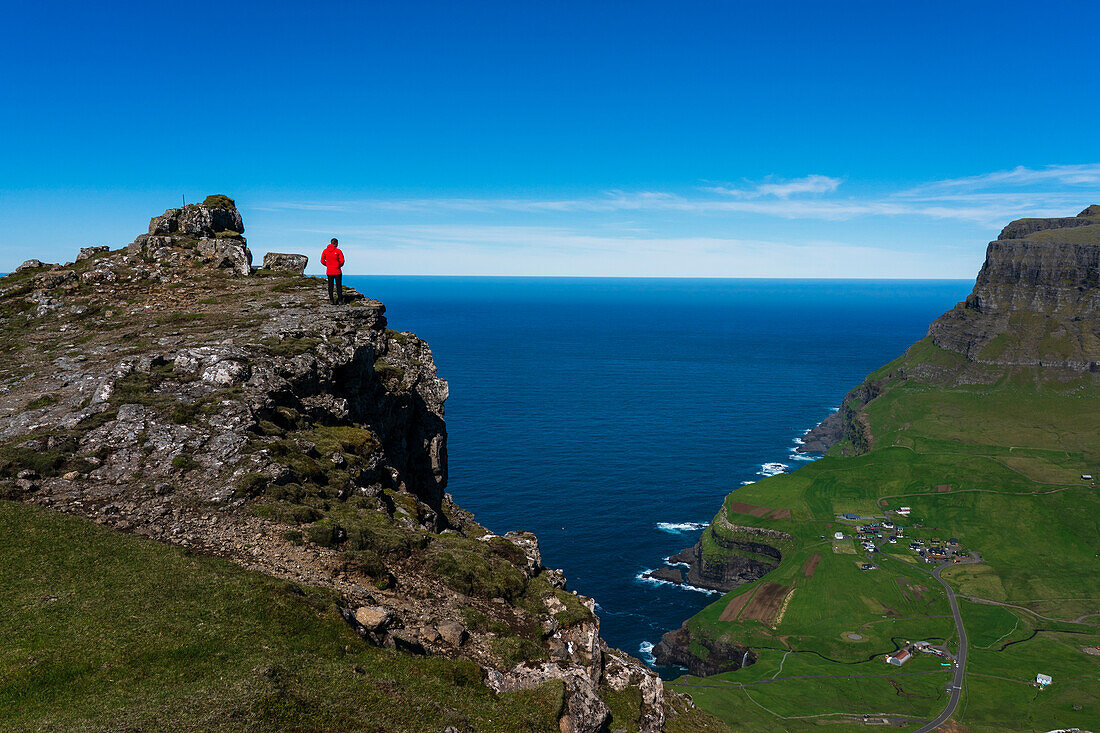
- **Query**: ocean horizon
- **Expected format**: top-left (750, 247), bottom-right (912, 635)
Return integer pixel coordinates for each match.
top-left (344, 276), bottom-right (975, 671)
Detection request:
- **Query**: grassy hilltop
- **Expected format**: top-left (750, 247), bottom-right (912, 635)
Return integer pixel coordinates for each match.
top-left (660, 209), bottom-right (1100, 732)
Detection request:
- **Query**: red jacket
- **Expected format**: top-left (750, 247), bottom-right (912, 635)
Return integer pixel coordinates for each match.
top-left (321, 244), bottom-right (344, 275)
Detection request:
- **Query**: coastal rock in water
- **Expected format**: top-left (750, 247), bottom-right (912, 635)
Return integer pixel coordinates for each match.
top-left (653, 623), bottom-right (755, 676)
top-left (262, 252), bottom-right (308, 274)
top-left (645, 566), bottom-right (683, 584)
top-left (670, 524), bottom-right (789, 593)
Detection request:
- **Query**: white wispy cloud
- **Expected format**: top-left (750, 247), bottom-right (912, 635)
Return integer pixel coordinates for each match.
top-left (257, 164), bottom-right (1100, 233)
top-left (279, 223), bottom-right (968, 278)
top-left (902, 164), bottom-right (1100, 194)
top-left (703, 174), bottom-right (842, 199)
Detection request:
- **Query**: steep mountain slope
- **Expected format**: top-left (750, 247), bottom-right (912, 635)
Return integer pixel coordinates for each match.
top-left (0, 198), bottom-right (724, 733)
top-left (652, 207), bottom-right (1100, 732)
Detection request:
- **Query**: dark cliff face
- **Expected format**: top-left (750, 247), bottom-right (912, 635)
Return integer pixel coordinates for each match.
top-left (929, 205), bottom-right (1100, 372)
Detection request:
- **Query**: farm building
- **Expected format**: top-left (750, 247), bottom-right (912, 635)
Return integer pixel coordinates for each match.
top-left (1082, 475), bottom-right (1093, 481)
top-left (896, 507), bottom-right (911, 516)
top-left (1036, 673), bottom-right (1052, 687)
top-left (834, 531), bottom-right (844, 540)
top-left (886, 650), bottom-right (912, 666)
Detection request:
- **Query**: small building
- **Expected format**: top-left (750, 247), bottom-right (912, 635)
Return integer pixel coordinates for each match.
top-left (912, 641), bottom-right (931, 650)
top-left (834, 531), bottom-right (844, 540)
top-left (886, 649), bottom-right (912, 666)
top-left (1082, 474), bottom-right (1092, 480)
top-left (842, 513), bottom-right (859, 520)
top-left (897, 507), bottom-right (911, 516)
top-left (1036, 673), bottom-right (1052, 687)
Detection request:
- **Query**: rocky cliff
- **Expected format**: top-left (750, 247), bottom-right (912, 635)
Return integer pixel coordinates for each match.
top-left (929, 204), bottom-right (1100, 372)
top-left (799, 204), bottom-right (1100, 456)
top-left (0, 198), bottom-right (675, 733)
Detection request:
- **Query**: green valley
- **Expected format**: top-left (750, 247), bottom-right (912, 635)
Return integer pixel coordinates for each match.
top-left (657, 208), bottom-right (1100, 732)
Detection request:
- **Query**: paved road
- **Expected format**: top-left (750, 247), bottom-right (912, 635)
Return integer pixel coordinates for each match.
top-left (913, 562), bottom-right (969, 733)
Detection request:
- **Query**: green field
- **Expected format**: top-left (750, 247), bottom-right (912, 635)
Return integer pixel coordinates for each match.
top-left (670, 348), bottom-right (1100, 731)
top-left (0, 500), bottom-right (567, 732)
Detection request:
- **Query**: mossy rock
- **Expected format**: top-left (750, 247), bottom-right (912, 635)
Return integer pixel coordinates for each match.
top-left (426, 545), bottom-right (527, 602)
top-left (202, 194), bottom-right (236, 209)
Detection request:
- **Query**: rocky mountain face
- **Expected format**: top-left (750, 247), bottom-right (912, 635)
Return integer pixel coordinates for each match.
top-left (929, 205), bottom-right (1100, 372)
top-left (0, 199), bottom-right (672, 733)
top-left (799, 205), bottom-right (1100, 456)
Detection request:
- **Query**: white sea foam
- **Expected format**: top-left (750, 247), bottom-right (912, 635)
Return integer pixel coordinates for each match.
top-left (740, 480), bottom-right (756, 486)
top-left (636, 569), bottom-right (720, 595)
top-left (757, 462), bottom-right (788, 477)
top-left (789, 452), bottom-right (817, 462)
top-left (655, 521), bottom-right (708, 533)
top-left (663, 558), bottom-right (691, 568)
top-left (638, 641), bottom-right (656, 665)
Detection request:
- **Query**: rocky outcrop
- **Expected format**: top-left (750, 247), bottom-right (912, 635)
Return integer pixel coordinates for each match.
top-left (263, 252), bottom-right (309, 274)
top-left (149, 199), bottom-right (244, 237)
top-left (797, 379), bottom-right (879, 456)
top-left (660, 523), bottom-right (790, 594)
top-left (15, 259), bottom-right (47, 272)
top-left (130, 199), bottom-right (254, 276)
top-left (653, 624), bottom-right (755, 676)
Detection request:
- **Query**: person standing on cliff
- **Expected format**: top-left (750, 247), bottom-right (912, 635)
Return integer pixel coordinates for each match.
top-left (321, 238), bottom-right (345, 305)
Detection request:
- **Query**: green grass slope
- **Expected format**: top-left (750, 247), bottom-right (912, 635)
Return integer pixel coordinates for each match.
top-left (667, 346), bottom-right (1100, 731)
top-left (0, 500), bottom-right (566, 733)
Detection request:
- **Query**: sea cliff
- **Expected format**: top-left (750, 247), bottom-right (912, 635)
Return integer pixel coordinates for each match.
top-left (0, 197), bottom-right (680, 733)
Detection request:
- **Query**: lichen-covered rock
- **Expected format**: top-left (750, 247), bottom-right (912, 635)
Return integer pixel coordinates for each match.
top-left (149, 203), bottom-right (244, 237)
top-left (197, 238), bottom-right (252, 276)
top-left (262, 252), bottom-right (308, 274)
top-left (16, 259), bottom-right (45, 271)
top-left (354, 605), bottom-right (395, 631)
top-left (76, 246), bottom-right (109, 261)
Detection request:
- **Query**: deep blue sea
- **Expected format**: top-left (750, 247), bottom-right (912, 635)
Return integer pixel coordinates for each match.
top-left (343, 277), bottom-right (972, 667)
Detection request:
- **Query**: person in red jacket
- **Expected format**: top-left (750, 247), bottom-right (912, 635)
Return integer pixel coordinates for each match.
top-left (321, 238), bottom-right (345, 304)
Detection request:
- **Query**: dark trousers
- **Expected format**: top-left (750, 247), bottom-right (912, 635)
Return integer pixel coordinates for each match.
top-left (327, 274), bottom-right (342, 304)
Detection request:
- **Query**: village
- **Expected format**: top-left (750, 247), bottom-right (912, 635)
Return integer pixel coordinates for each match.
top-left (829, 505), bottom-right (975, 572)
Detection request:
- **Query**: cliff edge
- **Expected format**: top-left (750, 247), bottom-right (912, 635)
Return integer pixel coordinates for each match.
top-left (0, 198), bottom-right (679, 733)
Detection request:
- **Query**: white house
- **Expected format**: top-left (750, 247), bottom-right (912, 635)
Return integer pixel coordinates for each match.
top-left (1036, 673), bottom-right (1052, 687)
top-left (897, 507), bottom-right (911, 516)
top-left (834, 531), bottom-right (844, 540)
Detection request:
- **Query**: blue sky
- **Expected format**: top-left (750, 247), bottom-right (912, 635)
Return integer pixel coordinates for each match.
top-left (2, 1), bottom-right (1098, 276)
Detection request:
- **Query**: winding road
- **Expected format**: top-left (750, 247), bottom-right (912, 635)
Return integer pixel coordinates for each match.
top-left (912, 561), bottom-right (969, 733)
